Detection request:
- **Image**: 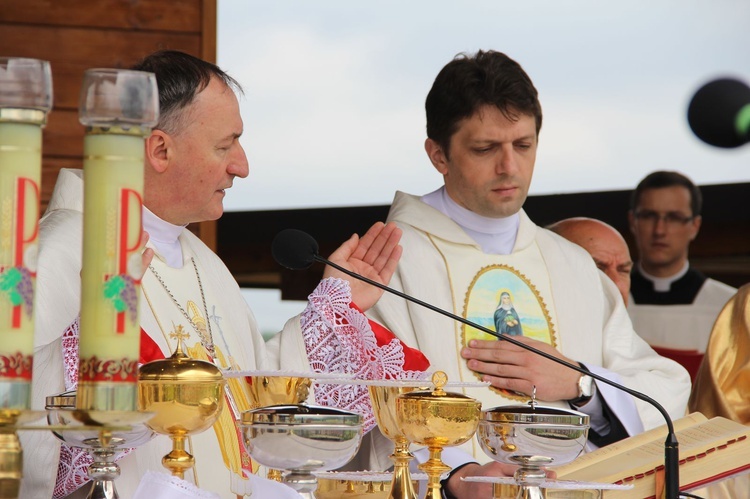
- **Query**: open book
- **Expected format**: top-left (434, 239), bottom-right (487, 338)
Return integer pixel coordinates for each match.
top-left (553, 413), bottom-right (750, 498)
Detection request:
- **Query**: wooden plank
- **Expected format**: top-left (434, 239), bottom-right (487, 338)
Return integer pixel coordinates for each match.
top-left (0, 26), bottom-right (201, 109)
top-left (201, 0), bottom-right (217, 63)
top-left (0, 24), bottom-right (200, 70)
top-left (199, 0), bottom-right (218, 248)
top-left (43, 109), bottom-right (85, 158)
top-left (0, 0), bottom-right (202, 32)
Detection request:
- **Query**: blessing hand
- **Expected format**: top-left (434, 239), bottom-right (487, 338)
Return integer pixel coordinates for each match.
top-left (323, 221), bottom-right (402, 311)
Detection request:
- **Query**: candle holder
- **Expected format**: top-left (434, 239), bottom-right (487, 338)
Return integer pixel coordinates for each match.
top-left (45, 391), bottom-right (155, 499)
top-left (396, 372), bottom-right (481, 499)
top-left (76, 67), bottom-right (158, 414)
top-left (0, 56), bottom-right (52, 499)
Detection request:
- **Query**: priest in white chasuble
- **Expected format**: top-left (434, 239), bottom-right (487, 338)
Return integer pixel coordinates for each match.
top-left (367, 50), bottom-right (691, 499)
top-left (22, 50), bottom-right (403, 499)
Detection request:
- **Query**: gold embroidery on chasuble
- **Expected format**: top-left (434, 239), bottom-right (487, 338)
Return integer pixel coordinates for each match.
top-left (185, 313), bottom-right (259, 478)
top-left (145, 256), bottom-right (259, 482)
top-left (430, 237), bottom-right (559, 403)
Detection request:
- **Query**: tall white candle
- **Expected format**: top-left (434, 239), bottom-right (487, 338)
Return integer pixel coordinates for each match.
top-left (77, 129), bottom-right (145, 412)
top-left (0, 57), bottom-right (51, 411)
top-left (0, 121), bottom-right (41, 409)
top-left (75, 68), bottom-right (157, 412)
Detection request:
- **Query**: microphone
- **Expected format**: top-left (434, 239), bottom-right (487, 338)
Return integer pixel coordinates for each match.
top-left (272, 228), bottom-right (681, 498)
top-left (687, 77), bottom-right (750, 148)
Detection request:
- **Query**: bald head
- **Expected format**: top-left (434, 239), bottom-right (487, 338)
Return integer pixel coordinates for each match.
top-left (548, 217), bottom-right (633, 306)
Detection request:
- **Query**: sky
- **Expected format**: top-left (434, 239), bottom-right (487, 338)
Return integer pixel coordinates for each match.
top-left (217, 0), bottom-right (750, 334)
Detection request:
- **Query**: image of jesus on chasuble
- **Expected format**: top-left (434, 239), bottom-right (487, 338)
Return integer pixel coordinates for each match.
top-left (462, 264), bottom-right (556, 400)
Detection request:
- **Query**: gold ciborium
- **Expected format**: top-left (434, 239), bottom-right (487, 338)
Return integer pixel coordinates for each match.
top-left (367, 380), bottom-right (430, 499)
top-left (396, 372), bottom-right (481, 499)
top-left (137, 329), bottom-right (225, 479)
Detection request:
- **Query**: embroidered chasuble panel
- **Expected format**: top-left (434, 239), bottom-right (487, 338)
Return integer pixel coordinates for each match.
top-left (431, 237), bottom-right (559, 403)
top-left (140, 253), bottom-right (258, 492)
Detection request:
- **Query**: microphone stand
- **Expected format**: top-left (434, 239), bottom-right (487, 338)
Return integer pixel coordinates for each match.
top-left (315, 254), bottom-right (680, 499)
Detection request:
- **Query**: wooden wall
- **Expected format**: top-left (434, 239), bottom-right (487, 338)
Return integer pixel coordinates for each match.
top-left (0, 0), bottom-right (218, 248)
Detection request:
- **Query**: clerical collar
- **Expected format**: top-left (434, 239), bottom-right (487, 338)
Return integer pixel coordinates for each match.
top-left (142, 207), bottom-right (187, 268)
top-left (422, 186), bottom-right (520, 255)
top-left (636, 261), bottom-right (689, 292)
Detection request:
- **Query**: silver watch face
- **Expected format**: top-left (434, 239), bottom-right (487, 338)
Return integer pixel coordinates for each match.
top-left (579, 375), bottom-right (594, 397)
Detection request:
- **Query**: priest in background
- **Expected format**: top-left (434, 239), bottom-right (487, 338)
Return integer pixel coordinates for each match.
top-left (627, 171), bottom-right (736, 380)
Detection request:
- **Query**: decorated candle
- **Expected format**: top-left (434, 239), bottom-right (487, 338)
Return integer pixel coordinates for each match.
top-left (76, 69), bottom-right (158, 412)
top-left (0, 57), bottom-right (52, 411)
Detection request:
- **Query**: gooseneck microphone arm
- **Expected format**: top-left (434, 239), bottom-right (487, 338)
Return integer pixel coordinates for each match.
top-left (273, 229), bottom-right (680, 499)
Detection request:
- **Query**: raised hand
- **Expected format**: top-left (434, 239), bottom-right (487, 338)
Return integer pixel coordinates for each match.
top-left (323, 221), bottom-right (402, 311)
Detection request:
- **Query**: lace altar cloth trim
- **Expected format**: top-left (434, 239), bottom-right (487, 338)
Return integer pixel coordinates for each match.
top-left (461, 476), bottom-right (634, 490)
top-left (316, 377), bottom-right (489, 388)
top-left (133, 471), bottom-right (221, 499)
top-left (54, 319), bottom-right (93, 499)
top-left (301, 278), bottom-right (427, 432)
top-left (222, 369), bottom-right (354, 379)
top-left (315, 471), bottom-right (430, 481)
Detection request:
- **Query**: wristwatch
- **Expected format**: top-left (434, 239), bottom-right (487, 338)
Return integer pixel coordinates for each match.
top-left (569, 365), bottom-right (595, 406)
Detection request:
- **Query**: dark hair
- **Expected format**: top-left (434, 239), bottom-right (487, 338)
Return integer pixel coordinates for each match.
top-left (425, 50), bottom-right (542, 156)
top-left (630, 171), bottom-right (703, 216)
top-left (131, 50), bottom-right (242, 133)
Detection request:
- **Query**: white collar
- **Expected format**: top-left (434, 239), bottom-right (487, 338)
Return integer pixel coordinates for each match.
top-left (142, 206), bottom-right (188, 268)
top-left (637, 261), bottom-right (690, 292)
top-left (422, 186), bottom-right (520, 254)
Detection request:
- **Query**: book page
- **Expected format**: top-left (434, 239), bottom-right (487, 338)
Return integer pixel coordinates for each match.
top-left (554, 412), bottom-right (707, 476)
top-left (556, 416), bottom-right (749, 485)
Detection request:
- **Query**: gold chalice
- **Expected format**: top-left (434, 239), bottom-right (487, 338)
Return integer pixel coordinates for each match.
top-left (396, 372), bottom-right (481, 499)
top-left (137, 328), bottom-right (225, 479)
top-left (315, 471), bottom-right (425, 499)
top-left (244, 373), bottom-right (312, 409)
top-left (367, 380), bottom-right (430, 499)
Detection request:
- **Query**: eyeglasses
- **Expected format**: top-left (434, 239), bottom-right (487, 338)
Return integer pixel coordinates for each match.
top-left (633, 210), bottom-right (695, 227)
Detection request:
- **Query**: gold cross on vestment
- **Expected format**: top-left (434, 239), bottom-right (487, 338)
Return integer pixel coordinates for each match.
top-left (169, 324), bottom-right (189, 343)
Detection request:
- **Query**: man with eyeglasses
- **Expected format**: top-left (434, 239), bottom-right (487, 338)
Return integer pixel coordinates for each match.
top-left (627, 170), bottom-right (736, 381)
